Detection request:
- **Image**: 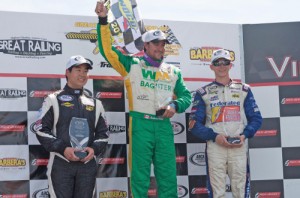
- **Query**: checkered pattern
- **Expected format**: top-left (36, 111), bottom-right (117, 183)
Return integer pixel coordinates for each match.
top-left (107, 0), bottom-right (145, 55)
top-left (242, 21), bottom-right (300, 198)
top-left (0, 77), bottom-right (222, 198)
top-left (247, 85), bottom-right (300, 198)
top-left (2, 74), bottom-right (300, 198)
top-left (165, 26), bottom-right (181, 45)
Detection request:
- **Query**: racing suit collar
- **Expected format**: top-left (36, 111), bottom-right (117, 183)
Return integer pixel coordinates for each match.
top-left (143, 53), bottom-right (163, 67)
top-left (64, 84), bottom-right (83, 95)
top-left (213, 79), bottom-right (233, 86)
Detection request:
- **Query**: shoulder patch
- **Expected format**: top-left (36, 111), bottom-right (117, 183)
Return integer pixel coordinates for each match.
top-left (197, 87), bottom-right (207, 96)
top-left (242, 84), bottom-right (250, 92)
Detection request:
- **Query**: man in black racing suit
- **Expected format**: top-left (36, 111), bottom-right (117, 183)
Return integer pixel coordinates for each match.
top-left (35, 55), bottom-right (109, 198)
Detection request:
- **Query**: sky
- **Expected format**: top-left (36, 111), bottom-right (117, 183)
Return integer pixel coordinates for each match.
top-left (1, 0), bottom-right (300, 24)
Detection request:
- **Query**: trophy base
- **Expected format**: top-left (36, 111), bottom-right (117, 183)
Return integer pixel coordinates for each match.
top-left (156, 109), bottom-right (166, 117)
top-left (74, 151), bottom-right (88, 159)
top-left (227, 137), bottom-right (241, 144)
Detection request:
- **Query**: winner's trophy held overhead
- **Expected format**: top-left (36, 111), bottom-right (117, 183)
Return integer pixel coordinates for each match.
top-left (69, 117), bottom-right (90, 159)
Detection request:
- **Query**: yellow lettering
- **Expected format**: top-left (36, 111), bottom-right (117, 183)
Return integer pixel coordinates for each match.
top-left (74, 22), bottom-right (97, 28)
top-left (155, 71), bottom-right (170, 81)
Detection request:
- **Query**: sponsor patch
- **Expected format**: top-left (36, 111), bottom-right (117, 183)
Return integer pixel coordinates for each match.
top-left (58, 95), bottom-right (74, 102)
top-left (86, 105), bottom-right (94, 111)
top-left (61, 102), bottom-right (74, 108)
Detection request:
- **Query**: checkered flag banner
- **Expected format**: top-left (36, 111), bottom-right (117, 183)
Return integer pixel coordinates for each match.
top-left (105, 0), bottom-right (145, 55)
top-left (165, 27), bottom-right (181, 45)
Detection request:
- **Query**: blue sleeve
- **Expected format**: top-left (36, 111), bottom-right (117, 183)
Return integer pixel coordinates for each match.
top-left (242, 88), bottom-right (263, 138)
top-left (189, 90), bottom-right (218, 141)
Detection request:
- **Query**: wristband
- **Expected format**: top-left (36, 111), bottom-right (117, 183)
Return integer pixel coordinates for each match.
top-left (169, 103), bottom-right (176, 111)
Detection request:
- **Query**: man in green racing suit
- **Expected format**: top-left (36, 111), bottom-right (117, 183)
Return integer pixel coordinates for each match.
top-left (95, 2), bottom-right (191, 198)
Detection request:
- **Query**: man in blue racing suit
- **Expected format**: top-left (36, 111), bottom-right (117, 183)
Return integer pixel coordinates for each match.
top-left (189, 49), bottom-right (262, 198)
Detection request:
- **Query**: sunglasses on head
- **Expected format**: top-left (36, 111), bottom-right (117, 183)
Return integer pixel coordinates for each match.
top-left (212, 59), bottom-right (231, 67)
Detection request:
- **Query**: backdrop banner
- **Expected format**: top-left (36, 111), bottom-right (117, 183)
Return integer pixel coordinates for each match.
top-left (2, 10), bottom-right (298, 198)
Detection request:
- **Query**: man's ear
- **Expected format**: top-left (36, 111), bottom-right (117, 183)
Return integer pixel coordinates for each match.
top-left (144, 42), bottom-right (149, 51)
top-left (65, 69), bottom-right (71, 76)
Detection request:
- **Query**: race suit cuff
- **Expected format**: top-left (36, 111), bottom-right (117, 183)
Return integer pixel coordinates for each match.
top-left (212, 133), bottom-right (218, 142)
top-left (98, 16), bottom-right (108, 25)
top-left (169, 103), bottom-right (177, 111)
top-left (240, 130), bottom-right (249, 139)
top-left (170, 101), bottom-right (178, 111)
top-left (58, 146), bottom-right (67, 156)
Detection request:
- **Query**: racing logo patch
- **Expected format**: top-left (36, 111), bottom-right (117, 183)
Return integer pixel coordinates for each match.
top-left (86, 105), bottom-right (94, 111)
top-left (211, 106), bottom-right (240, 124)
top-left (58, 95), bottom-right (74, 102)
top-left (61, 102), bottom-right (74, 108)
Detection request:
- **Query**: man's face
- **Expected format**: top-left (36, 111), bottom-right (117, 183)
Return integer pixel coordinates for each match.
top-left (210, 58), bottom-right (232, 78)
top-left (66, 64), bottom-right (90, 89)
top-left (144, 40), bottom-right (166, 61)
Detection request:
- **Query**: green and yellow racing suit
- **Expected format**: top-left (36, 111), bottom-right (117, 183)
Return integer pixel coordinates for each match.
top-left (97, 17), bottom-right (191, 198)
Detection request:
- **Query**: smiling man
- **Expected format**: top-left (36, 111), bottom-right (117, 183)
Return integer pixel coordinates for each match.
top-left (189, 49), bottom-right (262, 198)
top-left (35, 55), bottom-right (109, 198)
top-left (95, 2), bottom-right (191, 198)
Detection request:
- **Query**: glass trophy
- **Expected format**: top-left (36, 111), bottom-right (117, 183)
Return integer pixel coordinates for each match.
top-left (69, 117), bottom-right (90, 159)
top-left (222, 106), bottom-right (242, 144)
top-left (155, 96), bottom-right (172, 117)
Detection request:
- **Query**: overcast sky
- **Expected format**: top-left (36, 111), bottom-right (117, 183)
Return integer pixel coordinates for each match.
top-left (1, 0), bottom-right (300, 24)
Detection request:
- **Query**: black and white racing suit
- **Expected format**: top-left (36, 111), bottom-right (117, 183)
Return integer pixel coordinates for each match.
top-left (35, 84), bottom-right (109, 198)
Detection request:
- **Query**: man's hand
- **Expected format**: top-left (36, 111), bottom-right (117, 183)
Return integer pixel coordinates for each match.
top-left (81, 147), bottom-right (95, 163)
top-left (215, 134), bottom-right (245, 148)
top-left (228, 135), bottom-right (245, 148)
top-left (215, 134), bottom-right (231, 147)
top-left (95, 1), bottom-right (108, 17)
top-left (64, 147), bottom-right (80, 161)
top-left (162, 104), bottom-right (176, 118)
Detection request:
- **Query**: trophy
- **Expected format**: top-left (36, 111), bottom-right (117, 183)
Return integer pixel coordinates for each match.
top-left (222, 106), bottom-right (242, 144)
top-left (69, 117), bottom-right (90, 159)
top-left (155, 96), bottom-right (172, 117)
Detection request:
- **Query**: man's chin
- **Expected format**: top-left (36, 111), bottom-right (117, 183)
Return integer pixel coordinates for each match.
top-left (153, 56), bottom-right (163, 61)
